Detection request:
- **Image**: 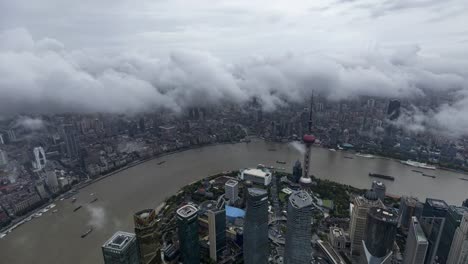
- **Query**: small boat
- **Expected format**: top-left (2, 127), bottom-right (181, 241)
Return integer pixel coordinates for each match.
top-left (329, 149), bottom-right (337, 152)
top-left (73, 206), bottom-right (82, 212)
top-left (401, 160), bottom-right (436, 170)
top-left (356, 153), bottom-right (375, 159)
top-left (276, 161), bottom-right (287, 164)
top-left (412, 170), bottom-right (423, 173)
top-left (52, 210), bottom-right (58, 213)
top-left (344, 156), bottom-right (354, 159)
top-left (369, 173), bottom-right (395, 181)
top-left (81, 228), bottom-right (93, 238)
top-left (459, 178), bottom-right (468, 182)
top-left (90, 193), bottom-right (95, 196)
top-left (33, 212), bottom-right (42, 218)
top-left (71, 197), bottom-right (77, 203)
top-left (422, 174), bottom-right (436, 179)
top-left (90, 198), bottom-right (98, 204)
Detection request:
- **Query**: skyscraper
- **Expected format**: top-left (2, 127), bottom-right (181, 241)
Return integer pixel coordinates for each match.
top-left (447, 213), bottom-right (468, 264)
top-left (403, 217), bottom-right (428, 264)
top-left (63, 124), bottom-right (79, 159)
top-left (102, 231), bottom-right (140, 264)
top-left (399, 196), bottom-right (424, 230)
top-left (438, 206), bottom-right (468, 263)
top-left (224, 179), bottom-right (239, 205)
top-left (33, 146), bottom-right (47, 171)
top-left (177, 204), bottom-right (200, 264)
top-left (207, 207), bottom-right (226, 261)
top-left (0, 149), bottom-right (7, 167)
top-left (371, 181), bottom-right (386, 201)
top-left (349, 191), bottom-right (384, 256)
top-left (421, 198), bottom-right (449, 264)
top-left (292, 160), bottom-right (302, 183)
top-left (387, 100), bottom-right (401, 121)
top-left (243, 188), bottom-right (269, 264)
top-left (363, 207), bottom-right (398, 263)
top-left (133, 209), bottom-right (158, 264)
top-left (284, 191), bottom-right (313, 264)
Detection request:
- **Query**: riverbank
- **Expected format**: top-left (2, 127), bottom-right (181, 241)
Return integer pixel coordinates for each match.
top-left (0, 140), bottom-right (241, 235)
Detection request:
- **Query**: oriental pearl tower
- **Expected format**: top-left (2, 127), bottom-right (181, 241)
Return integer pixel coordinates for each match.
top-left (299, 95), bottom-right (316, 189)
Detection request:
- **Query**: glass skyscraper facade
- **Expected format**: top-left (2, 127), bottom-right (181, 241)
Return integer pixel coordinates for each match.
top-left (243, 188), bottom-right (269, 264)
top-left (364, 207), bottom-right (398, 259)
top-left (438, 206), bottom-right (468, 263)
top-left (403, 217), bottom-right (428, 264)
top-left (177, 204), bottom-right (200, 264)
top-left (284, 191), bottom-right (313, 264)
top-left (133, 209), bottom-right (158, 264)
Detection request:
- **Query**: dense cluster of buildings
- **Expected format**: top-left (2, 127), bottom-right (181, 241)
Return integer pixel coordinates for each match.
top-left (0, 110), bottom-right (247, 227)
top-left (1, 98), bottom-right (468, 263)
top-left (98, 98), bottom-right (467, 264)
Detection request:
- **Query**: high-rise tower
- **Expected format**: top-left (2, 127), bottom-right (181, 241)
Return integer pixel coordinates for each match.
top-left (363, 207), bottom-right (398, 263)
top-left (177, 204), bottom-right (200, 264)
top-left (133, 209), bottom-right (158, 264)
top-left (447, 213), bottom-right (468, 264)
top-left (243, 188), bottom-right (269, 264)
top-left (403, 217), bottom-right (428, 264)
top-left (299, 96), bottom-right (316, 189)
top-left (284, 191), bottom-right (313, 264)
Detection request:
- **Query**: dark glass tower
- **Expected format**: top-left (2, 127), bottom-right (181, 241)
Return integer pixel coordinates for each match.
top-left (364, 207), bottom-right (398, 260)
top-left (387, 99), bottom-right (401, 120)
top-left (292, 160), bottom-right (302, 183)
top-left (177, 204), bottom-right (200, 264)
top-left (243, 188), bottom-right (269, 264)
top-left (63, 124), bottom-right (79, 159)
top-left (423, 198), bottom-right (449, 218)
top-left (421, 198), bottom-right (449, 264)
top-left (284, 191), bottom-right (313, 264)
top-left (133, 209), bottom-right (158, 264)
top-left (437, 206), bottom-right (468, 263)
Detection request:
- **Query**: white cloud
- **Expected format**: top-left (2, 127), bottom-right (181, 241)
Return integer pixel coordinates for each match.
top-left (0, 1), bottom-right (468, 136)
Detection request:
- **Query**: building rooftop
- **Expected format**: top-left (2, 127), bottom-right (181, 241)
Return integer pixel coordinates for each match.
top-left (450, 205), bottom-right (468, 216)
top-left (243, 168), bottom-right (270, 178)
top-left (103, 231), bottom-right (135, 251)
top-left (369, 207), bottom-right (398, 224)
top-left (225, 179), bottom-right (238, 187)
top-left (248, 188), bottom-right (267, 197)
top-left (289, 191), bottom-right (313, 209)
top-left (402, 196), bottom-right (421, 206)
top-left (373, 181), bottom-right (385, 187)
top-left (134, 208), bottom-right (155, 219)
top-left (427, 198), bottom-right (448, 209)
top-left (177, 204), bottom-right (198, 218)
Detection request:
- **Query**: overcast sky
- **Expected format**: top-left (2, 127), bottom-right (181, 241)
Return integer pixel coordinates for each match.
top-left (1, 0), bottom-right (468, 135)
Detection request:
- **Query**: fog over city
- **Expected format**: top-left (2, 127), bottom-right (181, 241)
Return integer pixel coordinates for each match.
top-left (1, 0), bottom-right (468, 136)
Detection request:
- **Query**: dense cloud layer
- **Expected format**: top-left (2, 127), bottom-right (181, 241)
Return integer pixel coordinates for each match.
top-left (1, 29), bottom-right (467, 114)
top-left (1, 0), bottom-right (468, 137)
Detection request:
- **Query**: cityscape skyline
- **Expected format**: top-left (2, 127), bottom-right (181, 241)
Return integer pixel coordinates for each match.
top-left (1, 1), bottom-right (468, 263)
